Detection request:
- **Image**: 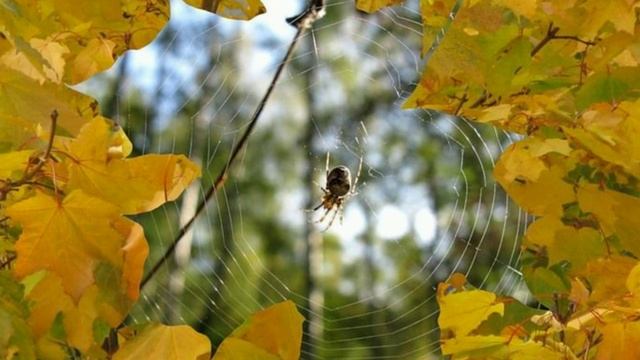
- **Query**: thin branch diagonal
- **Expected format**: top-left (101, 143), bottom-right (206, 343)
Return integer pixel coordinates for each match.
top-left (139, 0), bottom-right (326, 290)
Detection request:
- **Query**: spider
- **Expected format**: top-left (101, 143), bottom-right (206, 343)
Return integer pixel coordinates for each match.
top-left (312, 152), bottom-right (363, 230)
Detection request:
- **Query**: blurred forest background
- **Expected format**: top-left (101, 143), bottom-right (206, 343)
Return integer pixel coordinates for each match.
top-left (79, 0), bottom-right (529, 358)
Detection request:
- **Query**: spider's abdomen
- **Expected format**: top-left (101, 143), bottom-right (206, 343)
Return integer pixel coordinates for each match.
top-left (327, 166), bottom-right (351, 196)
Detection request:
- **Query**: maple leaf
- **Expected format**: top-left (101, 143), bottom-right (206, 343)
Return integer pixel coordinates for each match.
top-left (213, 300), bottom-right (304, 360)
top-left (5, 190), bottom-right (147, 302)
top-left (356, 0), bottom-right (405, 13)
top-left (0, 150), bottom-right (32, 179)
top-left (494, 138), bottom-right (575, 217)
top-left (525, 217), bottom-right (605, 272)
top-left (183, 0), bottom-right (266, 20)
top-left (438, 289), bottom-right (504, 337)
top-left (578, 184), bottom-right (640, 258)
top-left (0, 271), bottom-right (36, 360)
top-left (442, 335), bottom-right (567, 359)
top-left (114, 324), bottom-right (211, 360)
top-left (0, 0), bottom-right (170, 84)
top-left (596, 321), bottom-right (640, 359)
top-left (0, 67), bottom-right (97, 144)
top-left (64, 117), bottom-right (201, 215)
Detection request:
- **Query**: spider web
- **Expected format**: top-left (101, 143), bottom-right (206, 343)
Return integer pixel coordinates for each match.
top-left (80, 0), bottom-right (531, 358)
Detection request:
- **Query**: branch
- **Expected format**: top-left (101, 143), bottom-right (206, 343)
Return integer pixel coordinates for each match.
top-left (0, 252), bottom-right (16, 269)
top-left (530, 23), bottom-right (559, 57)
top-left (531, 23), bottom-right (595, 57)
top-left (286, 0), bottom-right (325, 28)
top-left (31, 110), bottom-right (58, 178)
top-left (0, 110), bottom-right (57, 199)
top-left (139, 1), bottom-right (325, 290)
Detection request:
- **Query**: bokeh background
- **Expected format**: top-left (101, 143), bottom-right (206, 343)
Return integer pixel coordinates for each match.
top-left (79, 0), bottom-right (529, 358)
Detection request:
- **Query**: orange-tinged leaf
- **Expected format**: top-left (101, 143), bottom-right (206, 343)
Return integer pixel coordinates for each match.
top-left (579, 256), bottom-right (638, 303)
top-left (114, 324), bottom-right (211, 360)
top-left (356, 0), bottom-right (404, 13)
top-left (438, 289), bottom-right (504, 337)
top-left (214, 300), bottom-right (304, 360)
top-left (65, 117), bottom-right (200, 215)
top-left (596, 321), bottom-right (640, 360)
top-left (183, 0), bottom-right (266, 20)
top-left (118, 219), bottom-right (148, 300)
top-left (626, 263), bottom-right (640, 295)
top-left (5, 190), bottom-right (140, 301)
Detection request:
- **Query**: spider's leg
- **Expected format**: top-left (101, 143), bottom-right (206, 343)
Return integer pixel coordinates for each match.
top-left (351, 152), bottom-right (364, 194)
top-left (322, 206), bottom-right (340, 232)
top-left (325, 152), bottom-right (330, 178)
top-left (338, 203), bottom-right (345, 225)
top-left (305, 203), bottom-right (323, 213)
top-left (315, 206), bottom-right (333, 224)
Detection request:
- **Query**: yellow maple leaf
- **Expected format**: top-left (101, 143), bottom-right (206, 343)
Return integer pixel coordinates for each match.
top-left (525, 217), bottom-right (605, 272)
top-left (438, 289), bottom-right (504, 337)
top-left (184, 0), bottom-right (266, 20)
top-left (441, 335), bottom-right (506, 355)
top-left (70, 38), bottom-right (116, 84)
top-left (0, 68), bottom-right (97, 142)
top-left (579, 256), bottom-right (638, 303)
top-left (578, 184), bottom-right (640, 257)
top-left (0, 150), bottom-right (32, 179)
top-left (0, 0), bottom-right (169, 84)
top-left (5, 190), bottom-right (147, 302)
top-left (356, 0), bottom-right (405, 13)
top-left (626, 263), bottom-right (640, 295)
top-left (26, 272), bottom-right (110, 352)
top-left (65, 117), bottom-right (200, 215)
top-left (494, 139), bottom-right (575, 216)
top-left (442, 334), bottom-right (566, 358)
top-left (213, 300), bottom-right (304, 360)
top-left (114, 324), bottom-right (211, 360)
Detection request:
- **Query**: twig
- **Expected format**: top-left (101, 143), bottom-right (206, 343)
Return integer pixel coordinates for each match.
top-left (0, 110), bottom-right (57, 199)
top-left (453, 93), bottom-right (468, 116)
top-left (531, 22), bottom-right (595, 57)
top-left (553, 35), bottom-right (595, 47)
top-left (0, 252), bottom-right (16, 269)
top-left (286, 0), bottom-right (325, 28)
top-left (531, 23), bottom-right (559, 57)
top-left (139, 0), bottom-right (326, 290)
top-left (27, 110), bottom-right (58, 180)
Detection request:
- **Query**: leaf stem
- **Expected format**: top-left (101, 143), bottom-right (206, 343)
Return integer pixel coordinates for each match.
top-left (139, 0), bottom-right (325, 291)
